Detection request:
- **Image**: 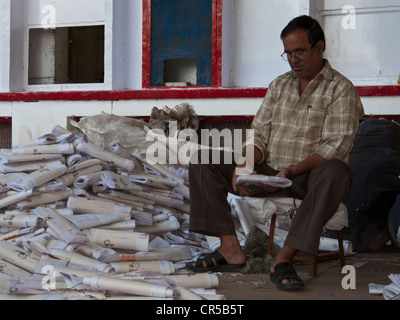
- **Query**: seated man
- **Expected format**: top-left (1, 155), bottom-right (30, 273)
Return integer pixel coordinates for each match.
top-left (186, 15), bottom-right (365, 290)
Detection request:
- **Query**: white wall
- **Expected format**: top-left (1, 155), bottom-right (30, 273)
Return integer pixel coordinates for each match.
top-left (228, 0), bottom-right (300, 87)
top-left (316, 0), bottom-right (400, 86)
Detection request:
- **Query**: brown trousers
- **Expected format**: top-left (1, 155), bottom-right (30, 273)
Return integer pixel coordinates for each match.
top-left (188, 151), bottom-right (352, 255)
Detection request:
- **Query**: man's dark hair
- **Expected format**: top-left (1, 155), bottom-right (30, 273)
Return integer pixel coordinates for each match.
top-left (281, 15), bottom-right (326, 50)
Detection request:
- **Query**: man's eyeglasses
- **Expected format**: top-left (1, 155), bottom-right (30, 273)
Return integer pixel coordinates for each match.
top-left (281, 45), bottom-right (315, 61)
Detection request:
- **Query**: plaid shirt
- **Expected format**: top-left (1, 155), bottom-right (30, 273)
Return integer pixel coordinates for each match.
top-left (248, 60), bottom-right (365, 171)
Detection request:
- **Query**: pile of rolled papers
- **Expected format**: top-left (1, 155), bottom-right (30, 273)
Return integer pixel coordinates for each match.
top-left (0, 125), bottom-right (223, 300)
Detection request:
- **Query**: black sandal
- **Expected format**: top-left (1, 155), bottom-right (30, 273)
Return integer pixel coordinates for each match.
top-left (186, 251), bottom-right (245, 273)
top-left (270, 262), bottom-right (304, 290)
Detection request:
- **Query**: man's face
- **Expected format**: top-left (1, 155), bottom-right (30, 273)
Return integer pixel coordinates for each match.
top-left (282, 29), bottom-right (324, 81)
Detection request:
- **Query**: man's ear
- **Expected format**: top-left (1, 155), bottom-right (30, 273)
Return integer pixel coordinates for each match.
top-left (315, 40), bottom-right (325, 53)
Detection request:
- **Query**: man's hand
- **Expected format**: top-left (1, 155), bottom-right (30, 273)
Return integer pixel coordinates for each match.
top-left (256, 167), bottom-right (293, 194)
top-left (232, 156), bottom-right (254, 197)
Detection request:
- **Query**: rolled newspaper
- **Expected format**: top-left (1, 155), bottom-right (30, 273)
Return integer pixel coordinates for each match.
top-left (11, 189), bottom-right (72, 210)
top-left (0, 160), bottom-right (64, 174)
top-left (73, 171), bottom-right (102, 188)
top-left (56, 164), bottom-right (103, 187)
top-left (78, 242), bottom-right (120, 263)
top-left (0, 214), bottom-right (40, 228)
top-left (83, 275), bottom-right (175, 298)
top-left (0, 154), bottom-right (63, 165)
top-left (135, 216), bottom-right (180, 234)
top-left (66, 196), bottom-right (132, 217)
top-left (0, 241), bottom-right (38, 273)
top-left (76, 141), bottom-right (135, 172)
top-left (0, 258), bottom-right (32, 281)
top-left (48, 248), bottom-right (114, 273)
top-left (12, 144), bottom-right (75, 155)
top-left (0, 189), bottom-right (35, 210)
top-left (167, 274), bottom-right (219, 289)
top-left (110, 261), bottom-right (175, 275)
top-left (7, 162), bottom-right (68, 192)
top-left (65, 214), bottom-right (126, 230)
top-left (83, 228), bottom-right (149, 252)
top-left (33, 207), bottom-right (88, 244)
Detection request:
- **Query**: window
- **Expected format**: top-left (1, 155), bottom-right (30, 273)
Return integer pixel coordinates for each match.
top-left (28, 25), bottom-right (105, 86)
top-left (143, 0), bottom-right (222, 88)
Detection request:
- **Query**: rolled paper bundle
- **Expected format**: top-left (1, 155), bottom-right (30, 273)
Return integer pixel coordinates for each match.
top-left (0, 241), bottom-right (38, 273)
top-left (78, 242), bottom-right (120, 263)
top-left (48, 248), bottom-right (114, 273)
top-left (73, 171), bottom-right (102, 188)
top-left (65, 214), bottom-right (125, 230)
top-left (12, 144), bottom-right (75, 155)
top-left (177, 167), bottom-right (189, 181)
top-left (83, 275), bottom-right (175, 298)
top-left (67, 159), bottom-right (102, 173)
top-left (109, 141), bottom-right (132, 159)
top-left (383, 274), bottom-right (400, 300)
top-left (128, 175), bottom-right (170, 190)
top-left (96, 220), bottom-right (136, 230)
top-left (132, 151), bottom-right (184, 183)
top-left (102, 190), bottom-right (155, 206)
top-left (7, 162), bottom-right (68, 192)
top-left (45, 239), bottom-right (78, 252)
top-left (0, 214), bottom-right (40, 228)
top-left (76, 141), bottom-right (135, 172)
top-left (132, 174), bottom-right (179, 190)
top-left (56, 164), bottom-right (103, 187)
top-left (33, 207), bottom-right (88, 244)
top-left (134, 216), bottom-right (180, 234)
top-left (0, 153), bottom-right (63, 164)
top-left (110, 260), bottom-right (175, 275)
top-left (130, 209), bottom-right (153, 226)
top-left (108, 142), bottom-right (144, 172)
top-left (167, 273), bottom-right (219, 289)
top-left (101, 171), bottom-right (146, 193)
top-left (116, 251), bottom-right (172, 262)
top-left (92, 180), bottom-right (109, 193)
top-left (66, 196), bottom-right (132, 217)
top-left (65, 154), bottom-right (82, 167)
top-left (11, 189), bottom-right (72, 210)
top-left (83, 228), bottom-right (149, 252)
top-left (0, 189), bottom-right (34, 210)
top-left (173, 183), bottom-right (190, 201)
top-left (0, 258), bottom-right (32, 281)
top-left (51, 125), bottom-right (75, 142)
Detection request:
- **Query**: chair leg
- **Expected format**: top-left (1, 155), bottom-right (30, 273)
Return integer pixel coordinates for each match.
top-left (337, 229), bottom-right (346, 267)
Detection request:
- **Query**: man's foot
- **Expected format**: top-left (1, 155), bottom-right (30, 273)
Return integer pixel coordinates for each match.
top-left (270, 262), bottom-right (304, 290)
top-left (186, 250), bottom-right (246, 273)
top-left (269, 246), bottom-right (304, 289)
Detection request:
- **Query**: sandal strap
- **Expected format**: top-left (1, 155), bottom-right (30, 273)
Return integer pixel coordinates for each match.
top-left (274, 262), bottom-right (303, 284)
top-left (194, 251), bottom-right (228, 269)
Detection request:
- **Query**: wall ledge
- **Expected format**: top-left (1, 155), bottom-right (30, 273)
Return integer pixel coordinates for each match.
top-left (0, 86), bottom-right (399, 102)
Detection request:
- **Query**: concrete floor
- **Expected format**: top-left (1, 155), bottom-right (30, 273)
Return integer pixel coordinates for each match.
top-left (215, 246), bottom-right (400, 300)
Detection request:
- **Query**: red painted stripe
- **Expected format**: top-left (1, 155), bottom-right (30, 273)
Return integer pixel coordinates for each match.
top-left (0, 86), bottom-right (398, 102)
top-left (142, 0), bottom-right (152, 89)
